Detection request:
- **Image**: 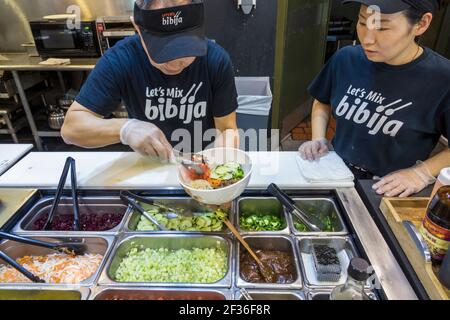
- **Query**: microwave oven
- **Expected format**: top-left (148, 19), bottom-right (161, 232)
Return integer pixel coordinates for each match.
top-left (30, 20), bottom-right (101, 58)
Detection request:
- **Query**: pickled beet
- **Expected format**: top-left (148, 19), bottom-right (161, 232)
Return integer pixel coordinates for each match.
top-left (32, 211), bottom-right (124, 231)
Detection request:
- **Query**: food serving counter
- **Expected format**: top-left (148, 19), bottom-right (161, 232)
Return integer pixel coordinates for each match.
top-left (0, 188), bottom-right (415, 300)
top-left (0, 151), bottom-right (417, 300)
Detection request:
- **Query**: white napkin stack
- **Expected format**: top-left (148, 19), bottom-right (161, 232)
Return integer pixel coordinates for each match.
top-left (39, 58), bottom-right (71, 66)
top-left (296, 151), bottom-right (354, 183)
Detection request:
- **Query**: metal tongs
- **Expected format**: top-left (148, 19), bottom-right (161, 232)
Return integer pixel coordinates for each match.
top-left (172, 150), bottom-right (208, 176)
top-left (120, 190), bottom-right (193, 231)
top-left (267, 184), bottom-right (322, 232)
top-left (43, 157), bottom-right (80, 231)
top-left (0, 231), bottom-right (88, 283)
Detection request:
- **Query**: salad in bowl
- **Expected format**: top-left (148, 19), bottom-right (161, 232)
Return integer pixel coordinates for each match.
top-left (178, 148), bottom-right (252, 205)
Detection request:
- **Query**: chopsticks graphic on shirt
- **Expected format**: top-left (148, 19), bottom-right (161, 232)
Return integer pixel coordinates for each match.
top-left (376, 99), bottom-right (413, 116)
top-left (43, 157), bottom-right (80, 231)
top-left (180, 82), bottom-right (203, 105)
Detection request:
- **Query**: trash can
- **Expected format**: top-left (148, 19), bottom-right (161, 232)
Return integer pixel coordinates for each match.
top-left (235, 77), bottom-right (273, 151)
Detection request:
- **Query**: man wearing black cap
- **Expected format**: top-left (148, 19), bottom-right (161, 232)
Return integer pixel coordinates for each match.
top-left (62, 0), bottom-right (239, 160)
top-left (299, 0), bottom-right (450, 197)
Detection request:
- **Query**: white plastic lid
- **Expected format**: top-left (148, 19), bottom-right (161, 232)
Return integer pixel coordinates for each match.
top-left (438, 168), bottom-right (450, 185)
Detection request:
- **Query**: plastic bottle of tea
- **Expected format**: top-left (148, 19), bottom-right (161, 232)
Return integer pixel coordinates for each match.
top-left (420, 186), bottom-right (450, 263)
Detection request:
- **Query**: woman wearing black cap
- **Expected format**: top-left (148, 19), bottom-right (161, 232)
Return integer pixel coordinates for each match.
top-left (299, 0), bottom-right (450, 197)
top-left (62, 0), bottom-right (239, 161)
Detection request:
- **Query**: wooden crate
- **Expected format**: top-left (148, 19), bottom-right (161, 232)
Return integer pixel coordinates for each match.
top-left (380, 197), bottom-right (450, 300)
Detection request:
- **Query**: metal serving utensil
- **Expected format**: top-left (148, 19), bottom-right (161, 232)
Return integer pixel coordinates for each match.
top-left (267, 184), bottom-right (322, 232)
top-left (43, 157), bottom-right (80, 231)
top-left (172, 150), bottom-right (208, 176)
top-left (0, 231), bottom-right (88, 256)
top-left (0, 251), bottom-right (45, 283)
top-left (120, 191), bottom-right (168, 231)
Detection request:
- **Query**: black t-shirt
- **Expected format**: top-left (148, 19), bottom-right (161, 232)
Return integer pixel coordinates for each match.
top-left (308, 45), bottom-right (450, 176)
top-left (76, 35), bottom-right (238, 152)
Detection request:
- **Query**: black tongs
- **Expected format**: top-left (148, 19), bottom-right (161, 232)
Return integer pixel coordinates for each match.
top-left (0, 231), bottom-right (88, 283)
top-left (267, 184), bottom-right (322, 232)
top-left (43, 157), bottom-right (80, 231)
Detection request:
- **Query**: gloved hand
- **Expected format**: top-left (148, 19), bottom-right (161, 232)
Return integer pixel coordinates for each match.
top-left (298, 138), bottom-right (332, 161)
top-left (120, 119), bottom-right (173, 161)
top-left (372, 161), bottom-right (436, 198)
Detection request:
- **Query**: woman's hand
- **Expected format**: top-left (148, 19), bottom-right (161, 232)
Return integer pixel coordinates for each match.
top-left (298, 138), bottom-right (332, 161)
top-left (372, 161), bottom-right (436, 198)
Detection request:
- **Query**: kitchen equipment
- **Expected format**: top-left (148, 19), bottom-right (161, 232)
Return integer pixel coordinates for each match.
top-left (0, 235), bottom-right (113, 287)
top-left (0, 71), bottom-right (45, 99)
top-left (222, 218), bottom-right (276, 283)
top-left (178, 148), bottom-right (253, 205)
top-left (96, 16), bottom-right (136, 55)
top-left (0, 231), bottom-right (87, 256)
top-left (267, 184), bottom-right (322, 232)
top-left (43, 157), bottom-right (80, 231)
top-left (236, 235), bottom-right (303, 290)
top-left (173, 149), bottom-right (208, 176)
top-left (119, 192), bottom-right (168, 231)
top-left (21, 43), bottom-right (39, 57)
top-left (91, 288), bottom-right (228, 300)
top-left (100, 235), bottom-right (232, 288)
top-left (58, 89), bottom-right (78, 111)
top-left (30, 20), bottom-right (100, 58)
top-left (13, 196), bottom-right (127, 234)
top-left (120, 191), bottom-right (182, 219)
top-left (239, 288), bottom-right (253, 300)
top-left (47, 106), bottom-right (65, 130)
top-left (0, 251), bottom-right (44, 283)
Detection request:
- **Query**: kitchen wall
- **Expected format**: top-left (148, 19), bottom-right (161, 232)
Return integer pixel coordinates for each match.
top-left (0, 0), bottom-right (277, 77)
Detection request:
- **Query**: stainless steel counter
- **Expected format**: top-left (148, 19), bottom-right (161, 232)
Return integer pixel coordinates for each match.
top-left (336, 188), bottom-right (417, 300)
top-left (0, 53), bottom-right (97, 71)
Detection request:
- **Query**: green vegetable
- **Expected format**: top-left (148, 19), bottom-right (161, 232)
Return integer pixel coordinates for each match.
top-left (210, 162), bottom-right (244, 181)
top-left (294, 215), bottom-right (335, 232)
top-left (239, 214), bottom-right (284, 231)
top-left (115, 244), bottom-right (227, 283)
top-left (135, 204), bottom-right (227, 232)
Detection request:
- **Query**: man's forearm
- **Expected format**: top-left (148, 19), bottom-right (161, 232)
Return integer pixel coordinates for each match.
top-left (62, 112), bottom-right (127, 148)
top-left (215, 129), bottom-right (240, 149)
top-left (424, 148), bottom-right (450, 176)
top-left (311, 100), bottom-right (331, 141)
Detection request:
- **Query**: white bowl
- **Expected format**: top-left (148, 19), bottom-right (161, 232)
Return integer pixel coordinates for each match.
top-left (178, 148), bottom-right (253, 205)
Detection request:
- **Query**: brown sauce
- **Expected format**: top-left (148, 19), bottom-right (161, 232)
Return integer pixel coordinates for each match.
top-left (240, 250), bottom-right (295, 284)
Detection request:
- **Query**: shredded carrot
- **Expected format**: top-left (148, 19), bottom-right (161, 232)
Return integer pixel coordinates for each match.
top-left (0, 253), bottom-right (103, 284)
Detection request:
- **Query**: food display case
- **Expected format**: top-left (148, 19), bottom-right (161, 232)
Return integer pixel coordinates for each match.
top-left (0, 188), bottom-right (413, 300)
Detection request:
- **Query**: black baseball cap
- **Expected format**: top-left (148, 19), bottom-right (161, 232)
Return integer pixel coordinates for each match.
top-left (342, 0), bottom-right (440, 14)
top-left (134, 0), bottom-right (207, 64)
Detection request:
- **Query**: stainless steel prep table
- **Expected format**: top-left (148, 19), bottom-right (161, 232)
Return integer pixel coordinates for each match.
top-left (0, 53), bottom-right (98, 150)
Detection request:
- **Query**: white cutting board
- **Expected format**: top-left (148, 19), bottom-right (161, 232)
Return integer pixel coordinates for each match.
top-left (0, 151), bottom-right (354, 189)
top-left (0, 144), bottom-right (33, 176)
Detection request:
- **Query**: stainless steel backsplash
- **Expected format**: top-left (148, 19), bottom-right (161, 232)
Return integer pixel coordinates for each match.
top-left (0, 0), bottom-right (135, 52)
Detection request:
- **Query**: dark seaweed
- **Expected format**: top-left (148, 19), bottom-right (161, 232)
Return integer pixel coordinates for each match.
top-left (313, 245), bottom-right (340, 266)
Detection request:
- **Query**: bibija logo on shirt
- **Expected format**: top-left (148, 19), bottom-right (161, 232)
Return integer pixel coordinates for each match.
top-left (162, 11), bottom-right (183, 26)
top-left (144, 82), bottom-right (207, 124)
top-left (336, 85), bottom-right (413, 137)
